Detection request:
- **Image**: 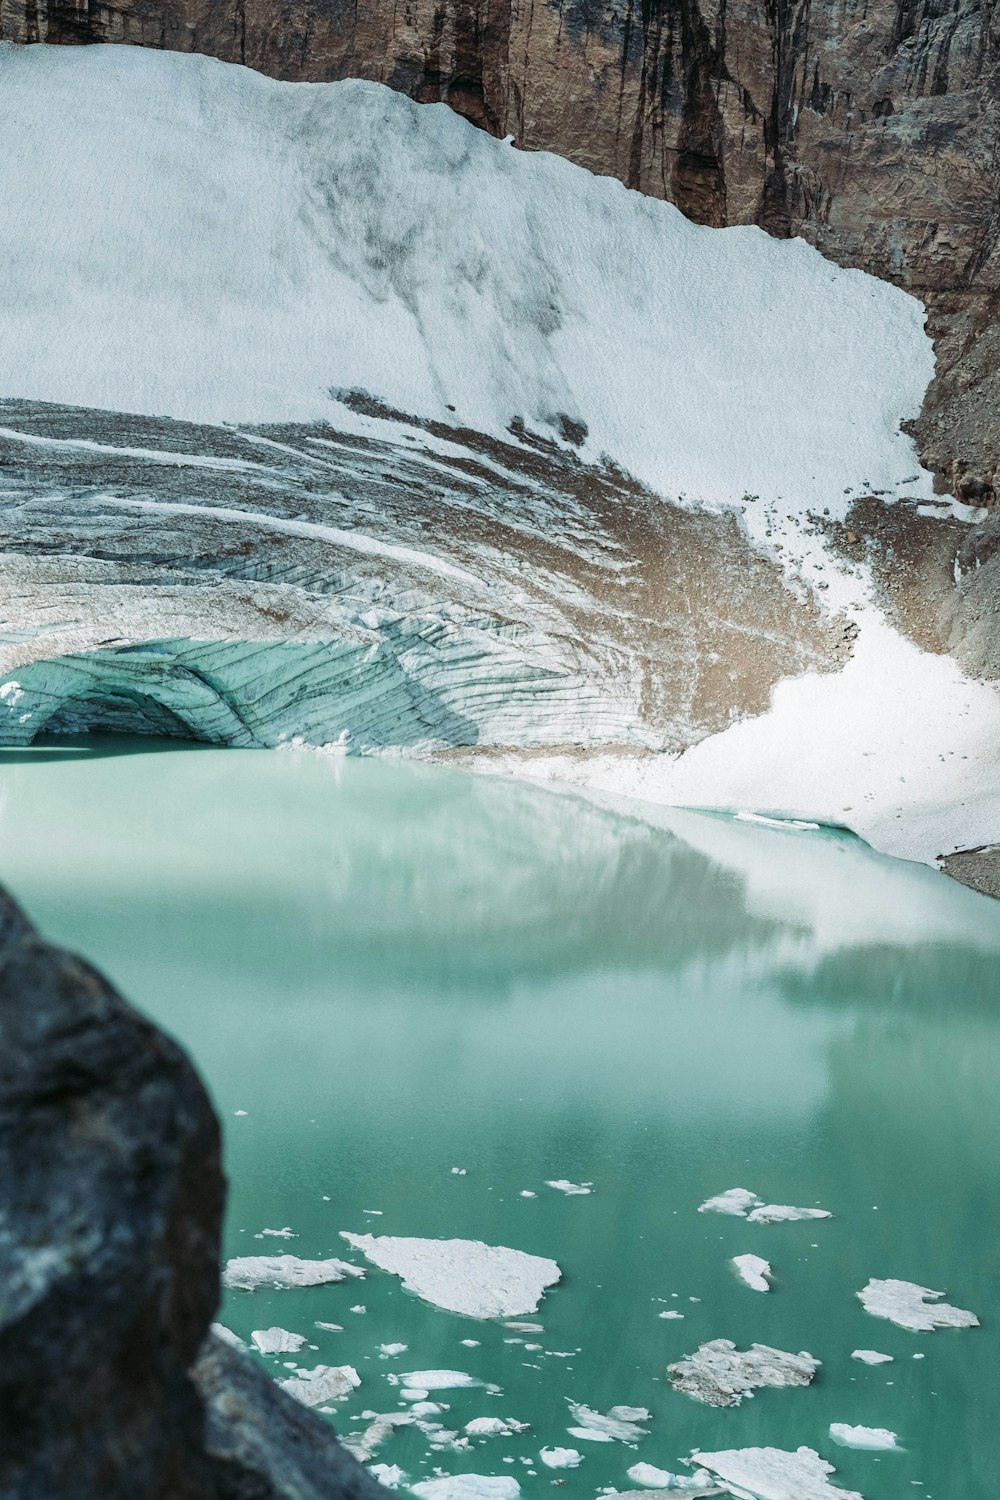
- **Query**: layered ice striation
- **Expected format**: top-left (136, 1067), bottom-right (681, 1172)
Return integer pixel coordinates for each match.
top-left (667, 1341), bottom-right (819, 1407)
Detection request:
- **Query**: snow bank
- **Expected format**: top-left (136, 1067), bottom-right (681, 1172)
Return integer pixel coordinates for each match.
top-left (0, 43), bottom-right (933, 514)
top-left (667, 1341), bottom-right (819, 1407)
top-left (341, 1232), bottom-right (560, 1318)
top-left (857, 1278), bottom-right (980, 1332)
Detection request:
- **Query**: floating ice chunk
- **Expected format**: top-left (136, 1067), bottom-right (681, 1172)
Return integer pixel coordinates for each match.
top-left (411, 1478), bottom-right (520, 1499)
top-left (315, 1321), bottom-right (344, 1332)
top-left (397, 1370), bottom-right (487, 1391)
top-left (401, 1389), bottom-right (430, 1401)
top-left (566, 1402), bottom-right (650, 1441)
top-left (465, 1417), bottom-right (529, 1437)
top-left (850, 1349), bottom-right (893, 1365)
top-left (667, 1341), bottom-right (819, 1408)
top-left (747, 1204), bottom-right (832, 1224)
top-left (233, 1109), bottom-right (249, 1117)
top-left (692, 1445), bottom-right (865, 1500)
top-left (278, 1364), bottom-right (361, 1406)
top-left (257, 1226), bottom-right (296, 1239)
top-left (411, 1401), bottom-right (449, 1417)
top-left (698, 1189), bottom-right (762, 1217)
top-left (251, 1327), bottom-right (308, 1354)
top-left (370, 1464), bottom-right (409, 1489)
top-left (540, 1447), bottom-right (583, 1468)
top-left (461, 1339), bottom-right (482, 1348)
top-left (379, 1343), bottom-right (408, 1357)
top-left (857, 1278), bottom-right (979, 1332)
top-left (341, 1232), bottom-right (560, 1318)
top-left (351, 1305), bottom-right (367, 1314)
top-left (503, 1322), bottom-right (543, 1333)
top-left (659, 1310), bottom-right (685, 1320)
top-left (452, 1168), bottom-right (468, 1176)
top-left (732, 1255), bottom-right (772, 1292)
top-left (829, 1424), bottom-right (898, 1451)
top-left (519, 1191), bottom-right (537, 1199)
top-left (545, 1180), bottom-right (593, 1196)
top-left (343, 1412), bottom-right (415, 1460)
top-left (223, 1254), bottom-right (363, 1290)
top-left (210, 1323), bottom-right (245, 1349)
top-left (626, 1463), bottom-right (721, 1491)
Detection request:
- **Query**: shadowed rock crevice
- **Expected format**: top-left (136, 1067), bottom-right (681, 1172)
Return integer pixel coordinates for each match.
top-left (0, 884), bottom-right (390, 1499)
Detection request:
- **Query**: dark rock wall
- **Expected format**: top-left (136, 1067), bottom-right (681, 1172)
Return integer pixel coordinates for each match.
top-left (0, 885), bottom-right (388, 1499)
top-left (0, 0), bottom-right (996, 488)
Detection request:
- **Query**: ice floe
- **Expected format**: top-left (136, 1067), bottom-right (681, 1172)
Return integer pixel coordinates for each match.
top-left (731, 1255), bottom-right (772, 1292)
top-left (667, 1341), bottom-right (819, 1407)
top-left (370, 1464), bottom-right (409, 1489)
top-left (379, 1343), bottom-right (408, 1357)
top-left (465, 1418), bottom-right (529, 1438)
top-left (210, 1323), bottom-right (245, 1349)
top-left (540, 1447), bottom-right (583, 1468)
top-left (697, 1189), bottom-right (830, 1223)
top-left (566, 1402), bottom-right (650, 1442)
top-left (315, 1321), bottom-right (344, 1333)
top-left (222, 1254), bottom-right (363, 1290)
top-left (278, 1364), bottom-right (361, 1406)
top-left (659, 1310), bottom-right (685, 1320)
top-left (341, 1232), bottom-right (560, 1318)
top-left (251, 1327), bottom-right (307, 1355)
top-left (691, 1446), bottom-right (864, 1500)
top-left (850, 1349), bottom-right (893, 1365)
top-left (411, 1478), bottom-right (520, 1499)
top-left (829, 1424), bottom-right (898, 1451)
top-left (545, 1180), bottom-right (593, 1195)
top-left (627, 1464), bottom-right (721, 1492)
top-left (857, 1278), bottom-right (979, 1332)
top-left (394, 1370), bottom-right (490, 1391)
top-left (257, 1226), bottom-right (296, 1239)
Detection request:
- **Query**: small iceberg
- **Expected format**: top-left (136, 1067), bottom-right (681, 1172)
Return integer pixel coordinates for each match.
top-left (278, 1364), bottom-right (361, 1406)
top-left (691, 1445), bottom-right (865, 1499)
top-left (465, 1417), bottom-right (529, 1437)
top-left (698, 1189), bottom-right (760, 1216)
top-left (251, 1327), bottom-right (307, 1355)
top-left (341, 1232), bottom-right (560, 1318)
top-left (222, 1254), bottom-right (363, 1290)
top-left (370, 1464), bottom-right (409, 1489)
top-left (829, 1424), bottom-right (898, 1451)
top-left (627, 1462), bottom-right (721, 1491)
top-left (732, 1254), bottom-right (772, 1292)
top-left (545, 1180), bottom-right (593, 1195)
top-left (566, 1401), bottom-right (650, 1442)
top-left (411, 1478), bottom-right (520, 1500)
top-left (857, 1277), bottom-right (979, 1331)
top-left (540, 1447), bottom-right (583, 1468)
top-left (210, 1323), bottom-right (245, 1349)
top-left (747, 1203), bottom-right (832, 1224)
top-left (698, 1189), bottom-right (831, 1223)
top-left (394, 1370), bottom-right (489, 1391)
top-left (667, 1340), bottom-right (819, 1408)
top-left (850, 1349), bottom-right (893, 1365)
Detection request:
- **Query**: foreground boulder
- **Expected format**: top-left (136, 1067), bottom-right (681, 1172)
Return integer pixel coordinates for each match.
top-left (0, 888), bottom-right (387, 1499)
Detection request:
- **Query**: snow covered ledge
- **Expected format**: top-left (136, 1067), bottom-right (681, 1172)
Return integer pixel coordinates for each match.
top-left (0, 42), bottom-right (998, 892)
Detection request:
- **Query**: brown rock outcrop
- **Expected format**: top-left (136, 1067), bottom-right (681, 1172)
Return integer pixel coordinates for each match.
top-left (1, 0), bottom-right (995, 492)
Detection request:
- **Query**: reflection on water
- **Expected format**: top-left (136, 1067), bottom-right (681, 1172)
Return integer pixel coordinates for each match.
top-left (0, 738), bottom-right (997, 1498)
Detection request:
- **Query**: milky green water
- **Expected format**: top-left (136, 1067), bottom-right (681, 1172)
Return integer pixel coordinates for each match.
top-left (0, 737), bottom-right (998, 1499)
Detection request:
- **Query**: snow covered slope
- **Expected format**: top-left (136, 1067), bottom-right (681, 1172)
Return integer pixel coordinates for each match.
top-left (1, 42), bottom-right (999, 885)
top-left (0, 42), bottom-right (933, 514)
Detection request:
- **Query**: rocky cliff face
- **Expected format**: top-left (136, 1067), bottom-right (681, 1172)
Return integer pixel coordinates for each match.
top-left (0, 883), bottom-right (388, 1499)
top-left (1, 0), bottom-right (996, 491)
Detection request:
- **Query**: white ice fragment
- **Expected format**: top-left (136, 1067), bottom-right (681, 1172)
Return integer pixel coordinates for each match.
top-left (398, 1370), bottom-right (487, 1391)
top-left (233, 1110), bottom-right (248, 1117)
top-left (465, 1417), bottom-right (529, 1438)
top-left (519, 1191), bottom-right (537, 1199)
top-left (411, 1479), bottom-right (520, 1500)
top-left (379, 1343), bottom-right (408, 1357)
top-left (411, 1401), bottom-right (449, 1417)
top-left (829, 1424), bottom-right (898, 1451)
top-left (626, 1463), bottom-right (721, 1491)
top-left (732, 1255), bottom-right (772, 1292)
top-left (341, 1232), bottom-right (560, 1319)
top-left (857, 1278), bottom-right (979, 1332)
top-left (692, 1445), bottom-right (865, 1500)
top-left (566, 1402), bottom-right (650, 1442)
top-left (667, 1341), bottom-right (819, 1408)
top-left (211, 1323), bottom-right (245, 1349)
top-left (503, 1322), bottom-right (543, 1333)
top-left (545, 1180), bottom-right (593, 1196)
top-left (223, 1254), bottom-right (363, 1290)
top-left (257, 1226), bottom-right (297, 1239)
top-left (698, 1188), bottom-right (762, 1217)
top-left (659, 1310), bottom-right (685, 1320)
top-left (251, 1327), bottom-right (308, 1355)
top-left (451, 1168), bottom-right (468, 1176)
top-left (278, 1364), bottom-right (361, 1406)
top-left (460, 1339), bottom-right (481, 1348)
top-left (747, 1204), bottom-right (832, 1224)
top-left (315, 1321), bottom-right (344, 1332)
top-left (351, 1305), bottom-right (367, 1314)
top-left (401, 1389), bottom-right (430, 1401)
top-left (850, 1350), bottom-right (893, 1365)
top-left (567, 1427), bottom-right (614, 1443)
top-left (370, 1464), bottom-right (409, 1489)
top-left (540, 1447), bottom-right (583, 1469)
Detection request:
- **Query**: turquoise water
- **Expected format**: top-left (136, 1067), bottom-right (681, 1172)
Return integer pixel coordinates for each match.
top-left (0, 737), bottom-right (998, 1498)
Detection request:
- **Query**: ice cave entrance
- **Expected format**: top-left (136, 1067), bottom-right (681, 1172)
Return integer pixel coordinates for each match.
top-left (0, 735), bottom-right (996, 1499)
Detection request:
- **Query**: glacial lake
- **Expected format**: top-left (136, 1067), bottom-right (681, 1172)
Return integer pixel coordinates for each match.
top-left (0, 736), bottom-right (998, 1499)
